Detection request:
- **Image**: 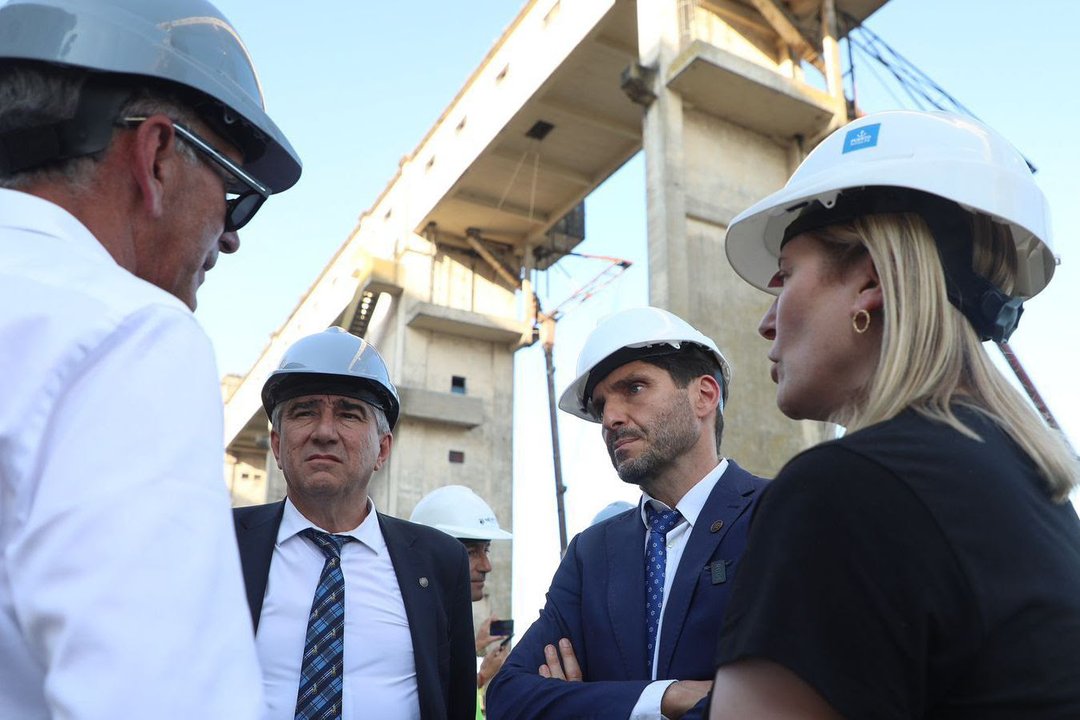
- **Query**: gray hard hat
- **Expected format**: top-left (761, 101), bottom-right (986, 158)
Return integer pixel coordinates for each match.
top-left (0, 0), bottom-right (301, 192)
top-left (262, 328), bottom-right (401, 430)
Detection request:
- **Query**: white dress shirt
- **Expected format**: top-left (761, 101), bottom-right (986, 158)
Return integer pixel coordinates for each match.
top-left (256, 498), bottom-right (420, 720)
top-left (630, 459), bottom-right (730, 720)
top-left (0, 189), bottom-right (263, 719)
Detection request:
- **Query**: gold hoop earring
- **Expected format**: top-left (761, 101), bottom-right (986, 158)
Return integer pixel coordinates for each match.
top-left (852, 309), bottom-right (871, 334)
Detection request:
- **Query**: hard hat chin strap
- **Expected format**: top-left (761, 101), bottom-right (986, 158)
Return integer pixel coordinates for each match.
top-left (920, 201), bottom-right (1023, 343)
top-left (783, 188), bottom-right (1023, 342)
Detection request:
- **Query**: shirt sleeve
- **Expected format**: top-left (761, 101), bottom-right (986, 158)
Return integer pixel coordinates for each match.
top-left (8, 307), bottom-right (264, 720)
top-left (631, 679), bottom-right (676, 719)
top-left (714, 443), bottom-right (978, 719)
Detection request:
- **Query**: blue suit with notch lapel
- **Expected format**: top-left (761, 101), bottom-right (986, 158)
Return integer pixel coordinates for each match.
top-left (233, 501), bottom-right (476, 720)
top-left (486, 461), bottom-right (766, 720)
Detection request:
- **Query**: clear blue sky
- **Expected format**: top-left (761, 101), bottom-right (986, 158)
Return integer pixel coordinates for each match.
top-left (202, 0), bottom-right (1080, 620)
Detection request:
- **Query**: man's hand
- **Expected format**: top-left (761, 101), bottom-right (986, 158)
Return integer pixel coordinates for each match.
top-left (476, 616), bottom-right (508, 655)
top-left (477, 641), bottom-right (509, 688)
top-left (537, 638), bottom-right (582, 681)
top-left (661, 680), bottom-right (713, 720)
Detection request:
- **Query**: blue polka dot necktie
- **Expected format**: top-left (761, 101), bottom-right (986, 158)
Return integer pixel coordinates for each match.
top-left (295, 528), bottom-right (354, 720)
top-left (645, 505), bottom-right (683, 676)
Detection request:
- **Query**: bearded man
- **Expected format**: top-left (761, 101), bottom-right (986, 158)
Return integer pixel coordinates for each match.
top-left (486, 307), bottom-right (768, 720)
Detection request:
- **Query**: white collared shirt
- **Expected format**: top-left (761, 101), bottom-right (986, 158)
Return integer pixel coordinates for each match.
top-left (0, 188), bottom-right (263, 719)
top-left (631, 459), bottom-right (730, 720)
top-left (255, 498), bottom-right (420, 720)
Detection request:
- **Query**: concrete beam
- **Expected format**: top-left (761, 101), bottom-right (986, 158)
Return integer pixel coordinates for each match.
top-left (489, 147), bottom-right (594, 187)
top-left (452, 189), bottom-right (551, 224)
top-left (591, 33), bottom-right (639, 60)
top-left (406, 301), bottom-right (527, 345)
top-left (667, 40), bottom-right (836, 139)
top-left (398, 386), bottom-right (484, 428)
top-left (747, 0), bottom-right (824, 71)
top-left (536, 97), bottom-right (641, 141)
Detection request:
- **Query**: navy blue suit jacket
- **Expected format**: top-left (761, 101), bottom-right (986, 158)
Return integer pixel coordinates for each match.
top-left (233, 501), bottom-right (476, 720)
top-left (486, 462), bottom-right (767, 720)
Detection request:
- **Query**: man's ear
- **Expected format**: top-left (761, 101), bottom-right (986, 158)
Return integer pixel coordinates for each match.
top-left (129, 115), bottom-right (180, 220)
top-left (692, 374), bottom-right (721, 421)
top-left (270, 429), bottom-right (282, 468)
top-left (374, 432), bottom-right (394, 471)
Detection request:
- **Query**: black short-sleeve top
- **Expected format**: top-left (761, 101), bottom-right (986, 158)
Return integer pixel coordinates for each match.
top-left (715, 407), bottom-right (1080, 719)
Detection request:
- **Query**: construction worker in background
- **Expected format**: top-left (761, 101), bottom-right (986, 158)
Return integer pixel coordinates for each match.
top-left (235, 327), bottom-right (475, 720)
top-left (487, 307), bottom-right (769, 720)
top-left (0, 0), bottom-right (300, 717)
top-left (709, 110), bottom-right (1080, 717)
top-left (411, 484), bottom-right (514, 717)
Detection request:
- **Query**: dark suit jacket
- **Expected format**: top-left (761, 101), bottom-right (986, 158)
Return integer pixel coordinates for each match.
top-left (486, 461), bottom-right (767, 720)
top-left (233, 501), bottom-right (476, 720)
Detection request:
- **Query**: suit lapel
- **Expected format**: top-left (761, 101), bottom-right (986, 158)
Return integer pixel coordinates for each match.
top-left (605, 510), bottom-right (650, 678)
top-left (379, 513), bottom-right (430, 635)
top-left (379, 514), bottom-right (439, 715)
top-left (654, 463), bottom-right (758, 677)
top-left (234, 500), bottom-right (285, 632)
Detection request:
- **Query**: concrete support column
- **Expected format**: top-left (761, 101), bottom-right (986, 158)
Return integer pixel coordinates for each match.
top-left (635, 0), bottom-right (834, 477)
top-left (638, 0), bottom-right (691, 319)
top-left (821, 0), bottom-right (849, 125)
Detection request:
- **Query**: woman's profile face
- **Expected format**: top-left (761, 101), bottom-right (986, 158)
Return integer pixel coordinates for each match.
top-left (758, 233), bottom-right (877, 422)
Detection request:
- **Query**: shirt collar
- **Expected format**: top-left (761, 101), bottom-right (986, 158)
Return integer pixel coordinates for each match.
top-left (639, 457), bottom-right (730, 530)
top-left (278, 496), bottom-right (385, 556)
top-left (0, 188), bottom-right (115, 264)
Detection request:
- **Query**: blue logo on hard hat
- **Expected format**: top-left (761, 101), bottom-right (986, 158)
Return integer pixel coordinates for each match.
top-left (842, 124), bottom-right (881, 153)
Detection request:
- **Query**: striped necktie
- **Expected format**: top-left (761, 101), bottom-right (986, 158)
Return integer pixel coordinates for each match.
top-left (295, 528), bottom-right (354, 720)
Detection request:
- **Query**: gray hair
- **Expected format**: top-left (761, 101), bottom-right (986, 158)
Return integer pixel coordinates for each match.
top-left (271, 397), bottom-right (391, 438)
top-left (0, 62), bottom-right (200, 190)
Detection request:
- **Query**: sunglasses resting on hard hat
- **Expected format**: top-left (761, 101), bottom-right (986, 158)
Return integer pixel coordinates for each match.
top-left (120, 116), bottom-right (271, 231)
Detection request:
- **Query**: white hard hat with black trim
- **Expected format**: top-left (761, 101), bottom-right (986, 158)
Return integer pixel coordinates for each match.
top-left (724, 110), bottom-right (1056, 341)
top-left (262, 327), bottom-right (401, 430)
top-left (558, 306), bottom-right (730, 422)
top-left (410, 485), bottom-right (512, 541)
top-left (0, 0), bottom-right (301, 192)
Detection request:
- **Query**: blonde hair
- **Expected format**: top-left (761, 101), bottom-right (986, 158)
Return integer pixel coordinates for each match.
top-left (813, 212), bottom-right (1077, 500)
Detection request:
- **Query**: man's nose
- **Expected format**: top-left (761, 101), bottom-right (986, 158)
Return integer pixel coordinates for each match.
top-left (601, 400), bottom-right (626, 434)
top-left (758, 299), bottom-right (778, 340)
top-left (219, 230), bottom-right (240, 255)
top-left (311, 408), bottom-right (338, 440)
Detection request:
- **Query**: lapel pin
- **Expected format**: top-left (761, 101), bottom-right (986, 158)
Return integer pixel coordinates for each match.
top-left (418, 576), bottom-right (429, 588)
top-left (710, 520), bottom-right (724, 533)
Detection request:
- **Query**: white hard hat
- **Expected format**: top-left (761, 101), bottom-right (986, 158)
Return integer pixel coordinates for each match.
top-left (0, 0), bottom-right (301, 191)
top-left (410, 485), bottom-right (512, 541)
top-left (262, 327), bottom-right (400, 429)
top-left (725, 110), bottom-right (1056, 300)
top-left (558, 306), bottom-right (730, 422)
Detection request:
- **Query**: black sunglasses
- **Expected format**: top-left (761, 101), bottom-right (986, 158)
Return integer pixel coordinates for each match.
top-left (121, 116), bottom-right (270, 231)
